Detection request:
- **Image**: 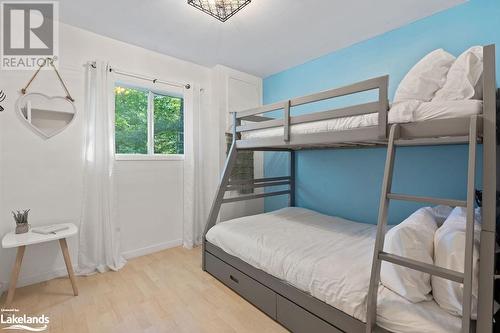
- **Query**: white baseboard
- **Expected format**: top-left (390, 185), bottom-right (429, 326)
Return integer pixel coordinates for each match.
top-left (121, 239), bottom-right (182, 259)
top-left (0, 239), bottom-right (183, 293)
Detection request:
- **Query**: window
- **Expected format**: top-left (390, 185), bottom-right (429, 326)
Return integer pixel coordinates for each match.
top-left (114, 84), bottom-right (184, 159)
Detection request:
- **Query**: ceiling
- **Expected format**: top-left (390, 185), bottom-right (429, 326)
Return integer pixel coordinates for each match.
top-left (59, 0), bottom-right (466, 77)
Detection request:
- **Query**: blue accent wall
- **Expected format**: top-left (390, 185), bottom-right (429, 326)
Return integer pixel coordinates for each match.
top-left (263, 0), bottom-right (498, 224)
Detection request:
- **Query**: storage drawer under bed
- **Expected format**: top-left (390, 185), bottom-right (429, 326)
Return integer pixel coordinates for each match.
top-left (205, 251), bottom-right (277, 318)
top-left (277, 294), bottom-right (343, 333)
top-left (205, 251), bottom-right (346, 332)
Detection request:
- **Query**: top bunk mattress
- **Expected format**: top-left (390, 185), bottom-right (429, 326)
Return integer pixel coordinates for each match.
top-left (241, 99), bottom-right (482, 140)
top-left (206, 207), bottom-right (462, 333)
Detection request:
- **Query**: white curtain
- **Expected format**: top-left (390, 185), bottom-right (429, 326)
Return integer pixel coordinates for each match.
top-left (78, 61), bottom-right (126, 274)
top-left (183, 85), bottom-right (209, 248)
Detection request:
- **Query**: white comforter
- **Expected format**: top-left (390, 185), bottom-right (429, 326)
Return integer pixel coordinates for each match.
top-left (242, 99), bottom-right (482, 140)
top-left (206, 207), bottom-right (462, 333)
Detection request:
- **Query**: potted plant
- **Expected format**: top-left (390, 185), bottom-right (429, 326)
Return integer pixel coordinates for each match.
top-left (12, 209), bottom-right (30, 234)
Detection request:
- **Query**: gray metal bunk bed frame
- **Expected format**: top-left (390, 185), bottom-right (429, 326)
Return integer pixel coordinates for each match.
top-left (202, 44), bottom-right (498, 333)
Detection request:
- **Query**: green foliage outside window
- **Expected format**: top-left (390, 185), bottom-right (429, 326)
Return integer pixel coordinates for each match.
top-left (115, 85), bottom-right (184, 155)
top-left (115, 86), bottom-right (148, 154)
top-left (153, 94), bottom-right (184, 154)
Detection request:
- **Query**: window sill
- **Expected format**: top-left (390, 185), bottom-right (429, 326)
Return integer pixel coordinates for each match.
top-left (115, 154), bottom-right (184, 161)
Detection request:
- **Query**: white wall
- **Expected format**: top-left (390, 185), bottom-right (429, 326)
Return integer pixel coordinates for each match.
top-left (210, 65), bottom-right (264, 222)
top-left (0, 23), bottom-right (213, 290)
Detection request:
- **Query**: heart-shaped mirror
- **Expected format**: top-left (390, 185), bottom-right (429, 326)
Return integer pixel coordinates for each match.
top-left (16, 93), bottom-right (76, 139)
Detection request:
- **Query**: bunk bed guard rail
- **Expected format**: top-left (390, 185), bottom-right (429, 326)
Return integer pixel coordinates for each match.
top-left (233, 75), bottom-right (390, 144)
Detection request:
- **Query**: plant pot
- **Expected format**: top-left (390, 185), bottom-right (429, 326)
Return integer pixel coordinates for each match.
top-left (15, 223), bottom-right (29, 234)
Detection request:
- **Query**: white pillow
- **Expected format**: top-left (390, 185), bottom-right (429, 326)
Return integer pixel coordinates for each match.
top-left (433, 46), bottom-right (483, 101)
top-left (428, 205), bottom-right (454, 227)
top-left (394, 49), bottom-right (456, 103)
top-left (432, 207), bottom-right (481, 318)
top-left (381, 207), bottom-right (438, 302)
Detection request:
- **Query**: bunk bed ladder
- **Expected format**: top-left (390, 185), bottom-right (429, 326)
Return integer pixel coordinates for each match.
top-left (202, 112), bottom-right (296, 271)
top-left (366, 117), bottom-right (478, 333)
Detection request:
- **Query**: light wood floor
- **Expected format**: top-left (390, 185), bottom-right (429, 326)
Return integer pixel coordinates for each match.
top-left (0, 246), bottom-right (288, 333)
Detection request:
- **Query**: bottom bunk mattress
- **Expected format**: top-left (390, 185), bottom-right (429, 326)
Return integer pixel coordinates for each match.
top-left (205, 207), bottom-right (462, 333)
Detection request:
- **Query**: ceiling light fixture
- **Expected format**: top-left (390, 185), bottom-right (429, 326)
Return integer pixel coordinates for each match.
top-left (188, 0), bottom-right (251, 22)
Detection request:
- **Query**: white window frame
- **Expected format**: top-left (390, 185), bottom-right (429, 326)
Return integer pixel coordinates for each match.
top-left (114, 83), bottom-right (185, 161)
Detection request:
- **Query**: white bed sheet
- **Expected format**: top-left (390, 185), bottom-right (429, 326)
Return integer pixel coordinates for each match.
top-left (206, 207), bottom-right (462, 333)
top-left (242, 100), bottom-right (482, 140)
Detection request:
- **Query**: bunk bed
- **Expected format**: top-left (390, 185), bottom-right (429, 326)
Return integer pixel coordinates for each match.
top-left (202, 45), bottom-right (498, 333)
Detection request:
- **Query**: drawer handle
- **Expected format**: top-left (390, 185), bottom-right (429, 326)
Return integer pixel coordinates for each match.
top-left (229, 274), bottom-right (239, 284)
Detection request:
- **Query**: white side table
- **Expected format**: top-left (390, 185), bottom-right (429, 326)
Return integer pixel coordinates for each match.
top-left (1, 223), bottom-right (79, 306)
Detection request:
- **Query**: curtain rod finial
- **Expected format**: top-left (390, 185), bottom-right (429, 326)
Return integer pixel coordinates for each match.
top-left (185, 84), bottom-right (191, 89)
